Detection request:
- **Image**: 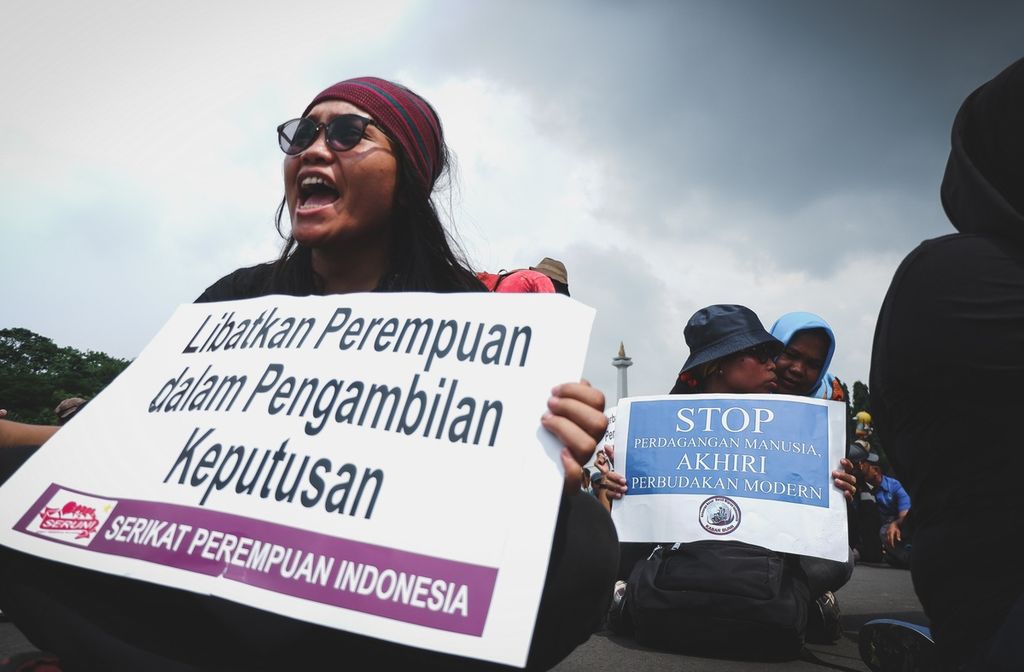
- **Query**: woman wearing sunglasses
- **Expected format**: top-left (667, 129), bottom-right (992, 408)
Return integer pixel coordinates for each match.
top-left (606, 305), bottom-right (790, 525)
top-left (198, 78), bottom-right (484, 298)
top-left (600, 304), bottom-right (816, 518)
top-left (668, 304), bottom-right (783, 395)
top-left (0, 77), bottom-right (617, 671)
top-left (602, 303), bottom-right (855, 523)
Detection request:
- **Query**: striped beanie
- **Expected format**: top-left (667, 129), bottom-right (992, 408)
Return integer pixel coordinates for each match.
top-left (303, 77), bottom-right (443, 190)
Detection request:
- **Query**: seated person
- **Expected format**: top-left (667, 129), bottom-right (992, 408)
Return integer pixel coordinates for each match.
top-left (862, 455), bottom-right (912, 568)
top-left (477, 268), bottom-right (556, 293)
top-left (0, 76), bottom-right (616, 672)
top-left (610, 305), bottom-right (855, 647)
top-left (589, 448), bottom-right (616, 511)
top-left (580, 466), bottom-right (592, 492)
top-left (530, 258), bottom-right (571, 296)
top-left (770, 311), bottom-right (858, 623)
top-left (476, 257), bottom-right (571, 295)
top-left (846, 441), bottom-right (884, 563)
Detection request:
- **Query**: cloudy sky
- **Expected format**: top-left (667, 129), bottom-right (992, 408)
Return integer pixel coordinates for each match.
top-left (3, 1), bottom-right (1022, 402)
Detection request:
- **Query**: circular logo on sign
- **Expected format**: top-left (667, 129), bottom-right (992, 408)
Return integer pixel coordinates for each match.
top-left (698, 496), bottom-right (741, 535)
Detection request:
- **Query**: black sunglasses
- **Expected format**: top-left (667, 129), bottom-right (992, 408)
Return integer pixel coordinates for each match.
top-left (736, 343), bottom-right (778, 364)
top-left (277, 115), bottom-right (378, 155)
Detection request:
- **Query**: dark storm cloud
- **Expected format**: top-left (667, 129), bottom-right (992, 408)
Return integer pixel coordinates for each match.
top-left (550, 243), bottom-right (693, 400)
top-left (371, 1), bottom-right (1023, 274)
top-left (5, 0), bottom-right (1021, 389)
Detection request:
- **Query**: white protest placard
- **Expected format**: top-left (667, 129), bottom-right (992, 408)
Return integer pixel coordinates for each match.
top-left (611, 394), bottom-right (848, 562)
top-left (0, 293), bottom-right (595, 667)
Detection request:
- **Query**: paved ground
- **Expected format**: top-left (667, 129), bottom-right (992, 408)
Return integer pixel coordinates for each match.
top-left (1, 563), bottom-right (923, 670)
top-left (552, 563), bottom-right (926, 672)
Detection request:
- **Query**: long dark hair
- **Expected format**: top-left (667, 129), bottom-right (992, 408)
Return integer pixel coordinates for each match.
top-left (270, 127), bottom-right (484, 294)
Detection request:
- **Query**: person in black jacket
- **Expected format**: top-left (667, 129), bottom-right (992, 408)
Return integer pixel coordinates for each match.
top-left (870, 57), bottom-right (1024, 671)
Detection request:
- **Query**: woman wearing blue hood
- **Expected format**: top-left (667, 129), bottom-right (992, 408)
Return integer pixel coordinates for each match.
top-left (770, 312), bottom-right (846, 401)
top-left (767, 312), bottom-right (855, 645)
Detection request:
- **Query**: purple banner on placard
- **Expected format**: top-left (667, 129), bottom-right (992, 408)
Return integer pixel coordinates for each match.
top-left (14, 483), bottom-right (497, 636)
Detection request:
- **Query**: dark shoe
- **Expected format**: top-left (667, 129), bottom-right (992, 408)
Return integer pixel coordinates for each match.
top-left (858, 619), bottom-right (935, 671)
top-left (883, 544), bottom-right (912, 569)
top-left (606, 580), bottom-right (633, 636)
top-left (0, 651), bottom-right (62, 672)
top-left (807, 590), bottom-right (843, 643)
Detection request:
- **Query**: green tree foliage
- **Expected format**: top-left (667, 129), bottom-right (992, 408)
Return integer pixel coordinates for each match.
top-left (851, 380), bottom-right (870, 417)
top-left (0, 328), bottom-right (130, 424)
top-left (840, 381), bottom-right (853, 443)
top-left (845, 379), bottom-right (894, 473)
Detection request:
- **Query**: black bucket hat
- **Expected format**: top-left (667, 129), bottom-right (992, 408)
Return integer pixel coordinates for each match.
top-left (678, 304), bottom-right (782, 374)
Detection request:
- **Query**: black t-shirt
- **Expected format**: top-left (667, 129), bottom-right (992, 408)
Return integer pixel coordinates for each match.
top-left (196, 263), bottom-right (281, 303)
top-left (871, 232), bottom-right (1024, 658)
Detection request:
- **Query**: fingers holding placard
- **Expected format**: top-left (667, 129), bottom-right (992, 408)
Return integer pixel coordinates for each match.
top-left (542, 381), bottom-right (607, 494)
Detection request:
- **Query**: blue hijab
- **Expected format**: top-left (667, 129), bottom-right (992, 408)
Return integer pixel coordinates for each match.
top-left (769, 312), bottom-right (837, 399)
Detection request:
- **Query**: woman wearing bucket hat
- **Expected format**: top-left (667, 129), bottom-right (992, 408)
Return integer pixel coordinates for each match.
top-left (603, 304), bottom-right (855, 515)
top-left (0, 77), bottom-right (616, 672)
top-left (605, 305), bottom-right (856, 649)
top-left (674, 306), bottom-right (855, 629)
top-left (668, 306), bottom-right (855, 497)
top-left (669, 304), bottom-right (783, 395)
top-left (599, 305), bottom-right (784, 519)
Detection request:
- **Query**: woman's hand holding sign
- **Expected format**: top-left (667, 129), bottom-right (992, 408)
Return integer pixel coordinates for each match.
top-left (593, 444), bottom-right (627, 511)
top-left (542, 380), bottom-right (607, 496)
top-left (833, 458), bottom-right (857, 502)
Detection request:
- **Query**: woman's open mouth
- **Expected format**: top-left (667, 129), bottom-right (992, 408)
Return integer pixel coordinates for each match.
top-left (297, 175), bottom-right (340, 211)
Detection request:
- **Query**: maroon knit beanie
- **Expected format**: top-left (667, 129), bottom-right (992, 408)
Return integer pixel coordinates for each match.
top-left (303, 77), bottom-right (443, 190)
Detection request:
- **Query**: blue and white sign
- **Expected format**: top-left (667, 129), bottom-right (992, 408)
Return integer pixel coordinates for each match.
top-left (611, 394), bottom-right (848, 562)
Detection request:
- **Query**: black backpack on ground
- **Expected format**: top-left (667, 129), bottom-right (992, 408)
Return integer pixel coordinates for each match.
top-left (626, 540), bottom-right (810, 659)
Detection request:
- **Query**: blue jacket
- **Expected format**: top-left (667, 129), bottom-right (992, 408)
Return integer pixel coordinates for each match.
top-left (875, 474), bottom-right (911, 521)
